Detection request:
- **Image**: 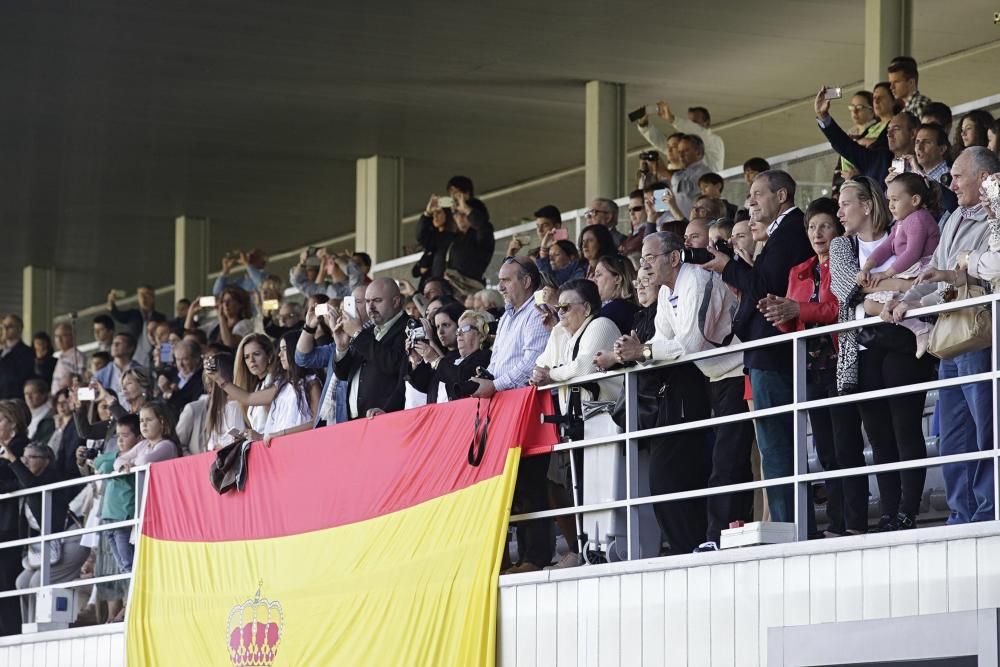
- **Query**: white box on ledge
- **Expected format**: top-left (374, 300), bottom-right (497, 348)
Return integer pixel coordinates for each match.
top-left (720, 521), bottom-right (797, 549)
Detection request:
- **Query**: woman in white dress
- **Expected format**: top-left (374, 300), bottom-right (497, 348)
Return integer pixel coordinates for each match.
top-left (201, 351), bottom-right (246, 451)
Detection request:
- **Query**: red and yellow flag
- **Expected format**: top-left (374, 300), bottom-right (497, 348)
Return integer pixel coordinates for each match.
top-left (126, 388), bottom-right (555, 665)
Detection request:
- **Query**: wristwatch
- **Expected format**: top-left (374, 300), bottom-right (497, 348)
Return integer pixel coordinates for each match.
top-left (641, 344), bottom-right (652, 362)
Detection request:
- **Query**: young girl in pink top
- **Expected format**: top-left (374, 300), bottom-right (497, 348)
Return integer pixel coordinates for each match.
top-left (857, 172), bottom-right (942, 354)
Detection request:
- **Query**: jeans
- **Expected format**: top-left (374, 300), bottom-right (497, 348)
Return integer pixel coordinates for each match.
top-left (749, 368), bottom-right (794, 522)
top-left (939, 348), bottom-right (994, 523)
top-left (108, 526), bottom-right (135, 573)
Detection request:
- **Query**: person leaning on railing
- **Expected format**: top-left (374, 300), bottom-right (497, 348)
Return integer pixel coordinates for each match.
top-left (441, 310), bottom-right (493, 402)
top-left (0, 399), bottom-right (31, 635)
top-left (591, 254), bottom-right (639, 336)
top-left (405, 303), bottom-right (466, 405)
top-left (759, 197), bottom-right (869, 537)
top-left (700, 171), bottom-right (815, 525)
top-left (884, 147), bottom-right (1000, 524)
top-left (4, 440), bottom-right (90, 627)
top-left (530, 278), bottom-right (622, 570)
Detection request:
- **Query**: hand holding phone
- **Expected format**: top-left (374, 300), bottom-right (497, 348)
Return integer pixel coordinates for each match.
top-left (200, 296), bottom-right (216, 308)
top-left (342, 296), bottom-right (358, 320)
top-left (77, 387), bottom-right (96, 402)
top-left (437, 196), bottom-right (454, 208)
top-left (823, 87), bottom-right (842, 100)
top-left (314, 303), bottom-right (330, 318)
top-left (551, 228), bottom-right (569, 242)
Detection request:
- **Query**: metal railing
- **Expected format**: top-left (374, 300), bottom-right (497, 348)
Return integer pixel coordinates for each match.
top-left (0, 466), bottom-right (149, 619)
top-left (507, 291), bottom-right (1000, 560)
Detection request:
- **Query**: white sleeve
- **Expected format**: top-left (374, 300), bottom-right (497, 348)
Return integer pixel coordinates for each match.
top-left (672, 116), bottom-right (725, 172)
top-left (637, 122), bottom-right (669, 153)
top-left (548, 319), bottom-right (621, 382)
top-left (534, 327), bottom-right (562, 369)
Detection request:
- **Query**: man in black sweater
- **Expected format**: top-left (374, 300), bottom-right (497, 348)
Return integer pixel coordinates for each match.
top-left (701, 170), bottom-right (814, 523)
top-left (815, 87), bottom-right (917, 186)
top-left (333, 278), bottom-right (410, 419)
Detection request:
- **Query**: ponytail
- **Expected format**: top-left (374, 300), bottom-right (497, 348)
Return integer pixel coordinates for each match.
top-left (892, 172), bottom-right (941, 218)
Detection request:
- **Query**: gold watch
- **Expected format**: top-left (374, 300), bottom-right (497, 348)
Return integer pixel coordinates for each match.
top-left (642, 344), bottom-right (652, 361)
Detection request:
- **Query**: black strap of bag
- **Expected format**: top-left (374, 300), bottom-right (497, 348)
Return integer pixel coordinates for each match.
top-left (467, 397), bottom-right (493, 466)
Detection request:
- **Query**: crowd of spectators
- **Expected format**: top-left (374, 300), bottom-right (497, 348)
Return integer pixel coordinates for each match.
top-left (2, 55), bottom-right (1000, 629)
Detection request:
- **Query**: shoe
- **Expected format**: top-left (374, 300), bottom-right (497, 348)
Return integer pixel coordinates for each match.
top-left (693, 541), bottom-right (719, 553)
top-left (873, 514), bottom-right (899, 532)
top-left (545, 552), bottom-right (583, 570)
top-left (895, 512), bottom-right (917, 530)
top-left (502, 562), bottom-right (542, 575)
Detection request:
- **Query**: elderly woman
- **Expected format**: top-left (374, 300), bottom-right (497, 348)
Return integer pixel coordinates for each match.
top-left (437, 310), bottom-right (494, 401)
top-left (530, 279), bottom-right (622, 570)
top-left (592, 253), bottom-right (639, 334)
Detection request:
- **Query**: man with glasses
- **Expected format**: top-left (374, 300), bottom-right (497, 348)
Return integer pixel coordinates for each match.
top-left (585, 198), bottom-right (625, 247)
top-left (0, 314), bottom-right (34, 400)
top-left (621, 190), bottom-right (657, 258)
top-left (471, 256), bottom-right (553, 573)
top-left (615, 231), bottom-right (752, 553)
top-left (815, 87), bottom-right (918, 185)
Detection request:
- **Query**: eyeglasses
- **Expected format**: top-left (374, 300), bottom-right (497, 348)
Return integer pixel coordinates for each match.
top-left (847, 104), bottom-right (872, 112)
top-left (457, 324), bottom-right (478, 335)
top-left (585, 209), bottom-right (608, 218)
top-left (632, 278), bottom-right (652, 288)
top-left (640, 251), bottom-right (670, 265)
top-left (554, 301), bottom-right (583, 313)
top-left (629, 206), bottom-right (644, 213)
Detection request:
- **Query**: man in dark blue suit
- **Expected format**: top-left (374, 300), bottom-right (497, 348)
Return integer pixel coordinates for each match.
top-left (700, 170), bottom-right (815, 523)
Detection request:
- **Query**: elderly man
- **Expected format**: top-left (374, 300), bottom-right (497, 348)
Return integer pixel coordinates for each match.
top-left (3, 442), bottom-right (89, 625)
top-left (51, 322), bottom-right (87, 392)
top-left (701, 170), bottom-right (813, 523)
top-left (816, 88), bottom-right (918, 185)
top-left (472, 256), bottom-right (552, 573)
top-left (23, 379), bottom-right (55, 446)
top-left (886, 147), bottom-right (1000, 524)
top-left (332, 278), bottom-right (410, 419)
top-left (0, 314), bottom-right (34, 400)
top-left (161, 339), bottom-right (204, 417)
top-left (615, 232), bottom-right (753, 552)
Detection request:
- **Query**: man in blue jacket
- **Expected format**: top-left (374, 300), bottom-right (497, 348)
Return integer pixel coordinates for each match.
top-left (700, 170), bottom-right (814, 523)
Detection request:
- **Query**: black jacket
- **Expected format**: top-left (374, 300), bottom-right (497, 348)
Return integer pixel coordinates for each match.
top-left (110, 303), bottom-right (165, 344)
top-left (820, 116), bottom-right (892, 185)
top-left (167, 372), bottom-right (205, 420)
top-left (407, 350), bottom-right (459, 404)
top-left (447, 199), bottom-right (495, 283)
top-left (0, 435), bottom-right (29, 538)
top-left (334, 316), bottom-right (410, 419)
top-left (0, 342), bottom-right (34, 400)
top-left (441, 349), bottom-right (493, 401)
top-left (721, 207), bottom-right (814, 371)
top-left (415, 217), bottom-right (456, 287)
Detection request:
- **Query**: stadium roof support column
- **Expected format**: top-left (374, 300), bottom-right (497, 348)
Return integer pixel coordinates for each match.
top-left (174, 216), bottom-right (210, 304)
top-left (864, 0), bottom-right (913, 90)
top-left (585, 81), bottom-right (626, 202)
top-left (22, 266), bottom-right (54, 345)
top-left (355, 155), bottom-right (402, 265)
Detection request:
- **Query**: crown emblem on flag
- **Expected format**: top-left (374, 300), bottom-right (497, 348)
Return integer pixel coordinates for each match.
top-left (226, 582), bottom-right (284, 666)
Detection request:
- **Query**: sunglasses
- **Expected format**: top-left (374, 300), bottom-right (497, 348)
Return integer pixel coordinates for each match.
top-left (629, 206), bottom-right (644, 213)
top-left (554, 301), bottom-right (583, 313)
top-left (847, 104), bottom-right (872, 112)
top-left (457, 324), bottom-right (478, 334)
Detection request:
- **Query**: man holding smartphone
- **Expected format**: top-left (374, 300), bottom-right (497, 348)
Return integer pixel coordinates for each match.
top-left (815, 86), bottom-right (918, 185)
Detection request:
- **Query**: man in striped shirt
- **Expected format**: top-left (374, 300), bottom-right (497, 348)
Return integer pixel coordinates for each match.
top-left (472, 256), bottom-right (554, 573)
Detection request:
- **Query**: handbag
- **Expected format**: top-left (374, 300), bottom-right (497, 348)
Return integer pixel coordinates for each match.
top-left (856, 323), bottom-right (917, 353)
top-left (209, 436), bottom-right (252, 494)
top-left (610, 378), bottom-right (668, 432)
top-left (928, 282), bottom-right (992, 359)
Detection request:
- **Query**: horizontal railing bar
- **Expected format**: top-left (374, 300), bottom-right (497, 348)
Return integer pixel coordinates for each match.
top-left (0, 467), bottom-right (149, 502)
top-left (539, 292), bottom-right (997, 390)
top-left (510, 448), bottom-right (999, 523)
top-left (0, 519), bottom-right (138, 550)
top-left (0, 574), bottom-right (132, 601)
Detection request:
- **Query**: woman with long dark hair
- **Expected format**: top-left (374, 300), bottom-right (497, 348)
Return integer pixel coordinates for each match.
top-left (202, 352), bottom-right (246, 450)
top-left (578, 224), bottom-right (617, 278)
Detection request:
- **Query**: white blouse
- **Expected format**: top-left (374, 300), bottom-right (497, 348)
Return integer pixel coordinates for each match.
top-left (263, 382), bottom-right (312, 436)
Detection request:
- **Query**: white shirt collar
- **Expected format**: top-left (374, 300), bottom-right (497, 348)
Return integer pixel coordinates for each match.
top-left (767, 206), bottom-right (799, 236)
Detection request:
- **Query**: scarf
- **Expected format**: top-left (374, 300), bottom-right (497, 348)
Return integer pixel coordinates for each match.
top-left (828, 236), bottom-right (862, 393)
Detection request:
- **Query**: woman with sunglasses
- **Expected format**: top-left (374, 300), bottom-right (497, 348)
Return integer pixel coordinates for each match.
top-left (531, 279), bottom-right (622, 570)
top-left (592, 253), bottom-right (640, 334)
top-left (440, 310), bottom-right (494, 401)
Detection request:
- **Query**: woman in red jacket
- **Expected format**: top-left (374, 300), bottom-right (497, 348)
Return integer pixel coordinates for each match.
top-left (758, 198), bottom-right (867, 538)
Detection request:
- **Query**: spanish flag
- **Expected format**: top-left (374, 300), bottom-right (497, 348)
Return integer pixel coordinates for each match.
top-left (125, 387), bottom-right (555, 666)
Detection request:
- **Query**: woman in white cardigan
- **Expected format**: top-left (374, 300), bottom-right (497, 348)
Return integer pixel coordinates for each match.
top-left (530, 278), bottom-right (622, 569)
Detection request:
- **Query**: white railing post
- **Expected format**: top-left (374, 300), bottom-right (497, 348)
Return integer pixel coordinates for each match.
top-left (992, 301), bottom-right (1000, 521)
top-left (624, 369), bottom-right (641, 560)
top-left (39, 488), bottom-right (51, 587)
top-left (791, 336), bottom-right (810, 541)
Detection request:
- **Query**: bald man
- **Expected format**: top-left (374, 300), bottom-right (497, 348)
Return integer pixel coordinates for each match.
top-left (331, 277), bottom-right (411, 419)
